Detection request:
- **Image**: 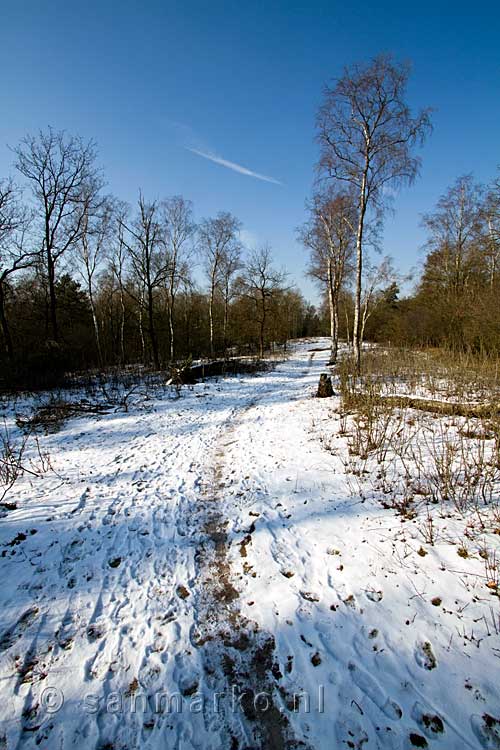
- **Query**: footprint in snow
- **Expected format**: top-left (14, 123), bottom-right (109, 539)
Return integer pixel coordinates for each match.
top-left (86, 619), bottom-right (107, 642)
top-left (415, 640), bottom-right (437, 670)
top-left (300, 590), bottom-right (321, 603)
top-left (327, 545), bottom-right (343, 556)
top-left (0, 606), bottom-right (39, 652)
top-left (62, 537), bottom-right (85, 563)
top-left (173, 653), bottom-right (199, 697)
top-left (375, 725), bottom-right (405, 749)
top-left (411, 701), bottom-right (445, 739)
top-left (353, 629), bottom-right (384, 660)
top-left (32, 719), bottom-right (59, 747)
top-left (139, 660), bottom-right (162, 688)
top-left (343, 593), bottom-right (359, 610)
top-left (56, 613), bottom-right (79, 651)
top-left (365, 589), bottom-right (383, 602)
top-left (334, 715), bottom-right (369, 749)
top-left (348, 661), bottom-right (403, 720)
top-left (151, 631), bottom-right (167, 653)
top-left (471, 713), bottom-right (500, 749)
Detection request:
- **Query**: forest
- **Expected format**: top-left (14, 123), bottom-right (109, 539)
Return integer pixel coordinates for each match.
top-left (1, 132), bottom-right (318, 389)
top-left (1, 58), bottom-right (498, 391)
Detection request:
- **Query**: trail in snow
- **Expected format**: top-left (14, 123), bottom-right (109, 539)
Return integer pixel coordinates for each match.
top-left (0, 339), bottom-right (498, 750)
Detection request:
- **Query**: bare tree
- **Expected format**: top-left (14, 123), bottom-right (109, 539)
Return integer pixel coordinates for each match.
top-left (317, 54), bottom-right (431, 372)
top-left (360, 255), bottom-right (398, 342)
top-left (0, 179), bottom-right (36, 359)
top-left (109, 201), bottom-right (130, 366)
top-left (240, 246), bottom-right (286, 358)
top-left (198, 212), bottom-right (241, 356)
top-left (299, 189), bottom-right (355, 363)
top-left (120, 194), bottom-right (168, 369)
top-left (161, 196), bottom-right (195, 361)
top-left (14, 127), bottom-right (103, 342)
top-left (422, 175), bottom-right (484, 296)
top-left (219, 243), bottom-right (243, 352)
top-left (76, 196), bottom-right (115, 366)
top-left (481, 171), bottom-right (500, 289)
top-left (271, 288), bottom-right (307, 352)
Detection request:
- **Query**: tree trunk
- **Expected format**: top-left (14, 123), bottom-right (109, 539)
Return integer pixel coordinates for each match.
top-left (360, 301), bottom-right (369, 345)
top-left (327, 258), bottom-right (336, 364)
top-left (332, 305), bottom-right (339, 364)
top-left (138, 294), bottom-right (146, 364)
top-left (47, 252), bottom-right (59, 342)
top-left (209, 279), bottom-right (215, 357)
top-left (352, 169), bottom-right (368, 374)
top-left (223, 287), bottom-right (229, 353)
top-left (259, 292), bottom-right (266, 358)
top-left (90, 301), bottom-right (102, 368)
top-left (488, 218), bottom-right (497, 289)
top-left (147, 284), bottom-right (160, 369)
top-left (0, 282), bottom-right (13, 360)
top-left (167, 295), bottom-right (175, 362)
top-left (88, 280), bottom-right (103, 368)
top-left (119, 286), bottom-right (126, 366)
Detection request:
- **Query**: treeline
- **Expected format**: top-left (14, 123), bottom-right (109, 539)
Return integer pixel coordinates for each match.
top-left (300, 54), bottom-right (499, 363)
top-left (0, 129), bottom-right (319, 389)
top-left (366, 173), bottom-right (500, 351)
top-left (303, 172), bottom-right (500, 354)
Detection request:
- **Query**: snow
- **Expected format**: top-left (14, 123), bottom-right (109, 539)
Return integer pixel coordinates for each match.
top-left (0, 339), bottom-right (499, 749)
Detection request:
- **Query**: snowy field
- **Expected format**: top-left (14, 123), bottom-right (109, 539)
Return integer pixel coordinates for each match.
top-left (0, 339), bottom-right (499, 750)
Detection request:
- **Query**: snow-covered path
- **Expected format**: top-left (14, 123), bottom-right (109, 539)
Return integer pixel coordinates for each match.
top-left (0, 339), bottom-right (499, 750)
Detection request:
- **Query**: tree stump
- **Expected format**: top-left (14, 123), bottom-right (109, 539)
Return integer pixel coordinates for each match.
top-left (317, 373), bottom-right (334, 398)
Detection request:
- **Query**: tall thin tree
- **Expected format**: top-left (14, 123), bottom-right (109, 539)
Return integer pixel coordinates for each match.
top-left (299, 189), bottom-right (355, 363)
top-left (161, 196), bottom-right (195, 361)
top-left (317, 55), bottom-right (431, 372)
top-left (76, 196), bottom-right (115, 367)
top-left (198, 212), bottom-right (241, 357)
top-left (120, 194), bottom-right (168, 369)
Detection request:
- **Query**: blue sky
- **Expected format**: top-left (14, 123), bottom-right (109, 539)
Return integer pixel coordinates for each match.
top-left (1, 0), bottom-right (499, 302)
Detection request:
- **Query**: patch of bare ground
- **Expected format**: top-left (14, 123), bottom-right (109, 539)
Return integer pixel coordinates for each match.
top-left (192, 409), bottom-right (310, 750)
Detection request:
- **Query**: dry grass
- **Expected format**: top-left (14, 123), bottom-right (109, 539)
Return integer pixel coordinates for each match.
top-left (344, 347), bottom-right (500, 404)
top-left (333, 346), bottom-right (500, 596)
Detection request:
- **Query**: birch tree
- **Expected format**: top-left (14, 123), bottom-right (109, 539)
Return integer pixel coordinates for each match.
top-left (120, 194), bottom-right (168, 368)
top-left (481, 172), bottom-right (500, 289)
top-left (76, 196), bottom-right (115, 366)
top-left (161, 196), bottom-right (195, 361)
top-left (110, 202), bottom-right (130, 366)
top-left (198, 212), bottom-right (241, 356)
top-left (317, 54), bottom-right (431, 372)
top-left (219, 243), bottom-right (243, 352)
top-left (240, 246), bottom-right (286, 358)
top-left (299, 190), bottom-right (355, 363)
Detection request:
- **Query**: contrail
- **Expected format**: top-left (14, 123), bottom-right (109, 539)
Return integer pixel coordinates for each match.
top-left (186, 147), bottom-right (282, 185)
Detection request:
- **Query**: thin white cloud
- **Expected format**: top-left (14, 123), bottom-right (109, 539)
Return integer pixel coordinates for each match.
top-left (186, 147), bottom-right (282, 186)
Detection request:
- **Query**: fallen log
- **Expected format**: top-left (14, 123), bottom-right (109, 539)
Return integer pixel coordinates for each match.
top-left (169, 357), bottom-right (272, 385)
